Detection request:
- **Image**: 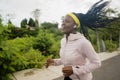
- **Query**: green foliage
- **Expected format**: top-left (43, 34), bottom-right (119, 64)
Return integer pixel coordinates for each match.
top-left (1, 8), bottom-right (120, 80)
top-left (88, 29), bottom-right (98, 52)
top-left (8, 20), bottom-right (12, 24)
top-left (0, 37), bottom-right (33, 79)
top-left (33, 29), bottom-right (61, 57)
top-left (41, 22), bottom-right (63, 40)
top-left (35, 20), bottom-right (39, 27)
top-left (24, 48), bottom-right (48, 68)
top-left (21, 18), bottom-right (39, 29)
top-left (0, 18), bottom-right (4, 46)
top-left (28, 18), bottom-right (35, 27)
top-left (0, 36), bottom-right (51, 79)
top-left (88, 25), bottom-right (119, 52)
top-left (105, 40), bottom-right (117, 52)
top-left (3, 26), bottom-right (39, 39)
top-left (41, 22), bottom-right (58, 29)
top-left (0, 20), bottom-right (61, 79)
top-left (3, 26), bottom-right (25, 39)
top-left (21, 18), bottom-right (28, 28)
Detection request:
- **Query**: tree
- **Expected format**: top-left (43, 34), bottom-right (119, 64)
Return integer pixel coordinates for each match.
top-left (32, 9), bottom-right (40, 26)
top-left (5, 13), bottom-right (15, 25)
top-left (41, 22), bottom-right (63, 37)
top-left (41, 22), bottom-right (58, 29)
top-left (32, 9), bottom-right (40, 21)
top-left (21, 18), bottom-right (28, 28)
top-left (117, 14), bottom-right (120, 48)
top-left (8, 20), bottom-right (12, 24)
top-left (104, 8), bottom-right (118, 41)
top-left (105, 8), bottom-right (118, 18)
top-left (0, 18), bottom-right (3, 47)
top-left (35, 19), bottom-right (39, 27)
top-left (28, 18), bottom-right (35, 27)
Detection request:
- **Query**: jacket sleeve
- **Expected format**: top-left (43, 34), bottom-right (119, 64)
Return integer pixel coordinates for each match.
top-left (72, 39), bottom-right (101, 75)
top-left (53, 59), bottom-right (62, 66)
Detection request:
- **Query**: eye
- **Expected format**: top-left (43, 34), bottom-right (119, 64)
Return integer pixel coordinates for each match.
top-left (65, 19), bottom-right (70, 23)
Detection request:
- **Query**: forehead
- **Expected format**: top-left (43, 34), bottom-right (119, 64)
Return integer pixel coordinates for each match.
top-left (64, 15), bottom-right (75, 22)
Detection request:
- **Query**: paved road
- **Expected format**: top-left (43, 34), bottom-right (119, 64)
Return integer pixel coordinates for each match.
top-left (11, 51), bottom-right (120, 80)
top-left (55, 55), bottom-right (120, 80)
top-left (93, 55), bottom-right (120, 80)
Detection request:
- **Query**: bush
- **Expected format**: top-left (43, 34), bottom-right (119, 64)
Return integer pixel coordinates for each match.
top-left (105, 40), bottom-right (117, 52)
top-left (24, 48), bottom-right (49, 68)
top-left (33, 29), bottom-right (60, 57)
top-left (0, 36), bottom-right (50, 80)
top-left (0, 21), bottom-right (61, 79)
top-left (0, 39), bottom-right (27, 80)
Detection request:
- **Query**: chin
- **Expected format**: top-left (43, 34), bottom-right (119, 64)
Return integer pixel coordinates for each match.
top-left (62, 30), bottom-right (69, 34)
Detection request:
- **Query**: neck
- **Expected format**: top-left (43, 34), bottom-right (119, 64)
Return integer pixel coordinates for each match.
top-left (65, 30), bottom-right (77, 40)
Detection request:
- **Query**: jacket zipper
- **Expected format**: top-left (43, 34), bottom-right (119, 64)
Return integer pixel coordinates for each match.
top-left (63, 39), bottom-right (68, 65)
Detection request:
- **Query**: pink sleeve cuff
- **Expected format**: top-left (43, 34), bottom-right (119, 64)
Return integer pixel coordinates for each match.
top-left (53, 59), bottom-right (62, 66)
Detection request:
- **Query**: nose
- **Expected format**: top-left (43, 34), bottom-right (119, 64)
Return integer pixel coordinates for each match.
top-left (62, 21), bottom-right (65, 27)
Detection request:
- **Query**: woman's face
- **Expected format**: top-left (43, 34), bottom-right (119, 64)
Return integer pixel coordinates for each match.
top-left (61, 15), bottom-right (76, 34)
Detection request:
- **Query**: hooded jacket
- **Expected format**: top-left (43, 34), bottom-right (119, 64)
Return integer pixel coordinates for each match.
top-left (54, 32), bottom-right (101, 80)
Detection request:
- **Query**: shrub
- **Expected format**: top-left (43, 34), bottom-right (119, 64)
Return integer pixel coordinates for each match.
top-left (0, 21), bottom-right (62, 79)
top-left (24, 48), bottom-right (49, 68)
top-left (33, 29), bottom-right (60, 57)
top-left (105, 40), bottom-right (117, 52)
top-left (0, 36), bottom-right (52, 79)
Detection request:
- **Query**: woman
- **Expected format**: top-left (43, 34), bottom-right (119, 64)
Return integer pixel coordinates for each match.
top-left (46, 12), bottom-right (101, 80)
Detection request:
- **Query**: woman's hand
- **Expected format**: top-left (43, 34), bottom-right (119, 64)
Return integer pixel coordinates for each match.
top-left (45, 58), bottom-right (54, 68)
top-left (62, 66), bottom-right (73, 77)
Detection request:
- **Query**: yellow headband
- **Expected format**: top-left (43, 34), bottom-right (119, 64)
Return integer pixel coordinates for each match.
top-left (67, 13), bottom-right (80, 27)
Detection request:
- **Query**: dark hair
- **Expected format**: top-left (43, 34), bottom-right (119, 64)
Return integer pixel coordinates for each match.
top-left (75, 0), bottom-right (117, 39)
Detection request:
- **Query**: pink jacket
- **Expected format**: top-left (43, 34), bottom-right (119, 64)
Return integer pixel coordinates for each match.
top-left (54, 32), bottom-right (101, 80)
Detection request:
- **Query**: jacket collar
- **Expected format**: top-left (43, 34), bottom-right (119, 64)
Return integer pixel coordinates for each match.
top-left (64, 32), bottom-right (85, 41)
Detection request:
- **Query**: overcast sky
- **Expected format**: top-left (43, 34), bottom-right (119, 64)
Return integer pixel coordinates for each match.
top-left (0, 0), bottom-right (120, 27)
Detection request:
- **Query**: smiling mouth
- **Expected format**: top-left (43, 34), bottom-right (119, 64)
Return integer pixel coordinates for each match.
top-left (61, 25), bottom-right (65, 29)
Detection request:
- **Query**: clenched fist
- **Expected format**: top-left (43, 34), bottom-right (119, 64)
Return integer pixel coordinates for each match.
top-left (62, 66), bottom-right (73, 77)
top-left (45, 58), bottom-right (54, 68)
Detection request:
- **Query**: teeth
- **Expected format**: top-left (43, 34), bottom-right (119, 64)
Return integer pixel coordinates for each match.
top-left (61, 27), bottom-right (63, 28)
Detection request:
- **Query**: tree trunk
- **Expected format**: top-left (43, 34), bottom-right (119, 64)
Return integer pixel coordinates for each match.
top-left (110, 32), bottom-right (112, 41)
top-left (119, 29), bottom-right (120, 48)
top-left (95, 29), bottom-right (100, 53)
top-left (101, 40), bottom-right (106, 52)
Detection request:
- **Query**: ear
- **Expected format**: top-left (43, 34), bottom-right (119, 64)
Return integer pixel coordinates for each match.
top-left (73, 25), bottom-right (77, 28)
